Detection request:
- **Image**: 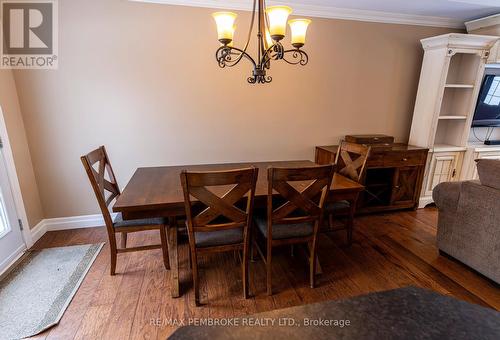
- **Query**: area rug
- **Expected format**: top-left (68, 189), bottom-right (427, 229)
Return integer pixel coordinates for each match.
top-left (0, 243), bottom-right (104, 340)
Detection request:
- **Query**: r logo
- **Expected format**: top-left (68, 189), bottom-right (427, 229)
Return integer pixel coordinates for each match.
top-left (2, 1), bottom-right (53, 54)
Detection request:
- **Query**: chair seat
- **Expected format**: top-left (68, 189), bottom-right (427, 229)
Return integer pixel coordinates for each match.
top-left (254, 213), bottom-right (313, 240)
top-left (194, 228), bottom-right (244, 248)
top-left (113, 213), bottom-right (167, 228)
top-left (324, 200), bottom-right (351, 212)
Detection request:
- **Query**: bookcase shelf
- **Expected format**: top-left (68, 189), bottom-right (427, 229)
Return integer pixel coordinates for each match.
top-left (439, 86), bottom-right (475, 120)
top-left (444, 84), bottom-right (474, 88)
top-left (438, 115), bottom-right (468, 120)
top-left (434, 119), bottom-right (468, 147)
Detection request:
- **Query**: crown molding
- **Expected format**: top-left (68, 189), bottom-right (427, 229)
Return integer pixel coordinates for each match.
top-left (420, 33), bottom-right (499, 50)
top-left (130, 0), bottom-right (465, 29)
top-left (465, 13), bottom-right (500, 32)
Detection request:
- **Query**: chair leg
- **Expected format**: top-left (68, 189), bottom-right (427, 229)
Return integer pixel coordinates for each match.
top-left (243, 244), bottom-right (250, 299)
top-left (110, 250), bottom-right (117, 276)
top-left (266, 241), bottom-right (273, 296)
top-left (159, 225), bottom-right (170, 270)
top-left (190, 248), bottom-right (200, 306)
top-left (309, 240), bottom-right (318, 288)
top-left (109, 233), bottom-right (117, 276)
top-left (328, 213), bottom-right (334, 229)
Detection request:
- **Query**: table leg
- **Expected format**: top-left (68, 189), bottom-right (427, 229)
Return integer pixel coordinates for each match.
top-left (167, 217), bottom-right (179, 298)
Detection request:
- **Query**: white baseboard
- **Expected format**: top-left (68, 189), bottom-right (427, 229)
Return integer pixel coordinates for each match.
top-left (30, 213), bottom-right (116, 245)
top-left (30, 220), bottom-right (47, 245)
top-left (0, 244), bottom-right (26, 276)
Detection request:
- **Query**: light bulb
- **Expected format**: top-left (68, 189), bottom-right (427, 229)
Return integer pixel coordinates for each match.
top-left (212, 12), bottom-right (237, 45)
top-left (266, 6), bottom-right (292, 41)
top-left (289, 19), bottom-right (311, 48)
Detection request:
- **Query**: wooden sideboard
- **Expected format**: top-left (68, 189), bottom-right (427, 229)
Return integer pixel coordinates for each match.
top-left (316, 144), bottom-right (429, 213)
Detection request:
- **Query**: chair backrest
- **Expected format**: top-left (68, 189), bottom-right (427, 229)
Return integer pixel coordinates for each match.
top-left (180, 167), bottom-right (258, 244)
top-left (81, 146), bottom-right (120, 228)
top-left (267, 165), bottom-right (335, 228)
top-left (335, 141), bottom-right (371, 183)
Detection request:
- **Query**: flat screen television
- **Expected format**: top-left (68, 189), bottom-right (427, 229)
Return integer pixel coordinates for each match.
top-left (472, 74), bottom-right (500, 127)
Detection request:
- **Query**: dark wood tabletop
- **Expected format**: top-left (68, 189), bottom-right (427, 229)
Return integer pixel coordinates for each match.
top-left (113, 160), bottom-right (364, 218)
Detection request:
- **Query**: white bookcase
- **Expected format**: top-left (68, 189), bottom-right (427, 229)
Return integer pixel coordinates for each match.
top-left (408, 33), bottom-right (499, 208)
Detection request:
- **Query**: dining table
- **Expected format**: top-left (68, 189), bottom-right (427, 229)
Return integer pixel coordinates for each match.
top-left (113, 160), bottom-right (364, 298)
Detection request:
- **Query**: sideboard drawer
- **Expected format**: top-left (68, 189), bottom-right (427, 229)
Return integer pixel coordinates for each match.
top-left (378, 151), bottom-right (426, 167)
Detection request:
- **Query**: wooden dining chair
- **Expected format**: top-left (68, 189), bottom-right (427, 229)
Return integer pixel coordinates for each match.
top-left (81, 146), bottom-right (169, 275)
top-left (253, 164), bottom-right (334, 295)
top-left (180, 167), bottom-right (258, 306)
top-left (325, 141), bottom-right (371, 244)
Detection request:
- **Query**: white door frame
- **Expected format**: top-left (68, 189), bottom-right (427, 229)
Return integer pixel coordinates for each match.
top-left (0, 106), bottom-right (33, 248)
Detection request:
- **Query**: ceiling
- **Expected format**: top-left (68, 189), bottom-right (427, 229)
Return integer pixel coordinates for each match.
top-left (133, 0), bottom-right (500, 28)
top-left (298, 0), bottom-right (499, 20)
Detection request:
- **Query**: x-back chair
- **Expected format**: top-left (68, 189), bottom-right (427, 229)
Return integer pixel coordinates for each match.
top-left (253, 164), bottom-right (335, 295)
top-left (81, 146), bottom-right (169, 275)
top-left (180, 167), bottom-right (258, 306)
top-left (325, 141), bottom-right (370, 244)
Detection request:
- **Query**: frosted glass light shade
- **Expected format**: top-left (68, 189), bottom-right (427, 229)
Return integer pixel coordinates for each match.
top-left (289, 19), bottom-right (311, 48)
top-left (212, 12), bottom-right (237, 44)
top-left (266, 6), bottom-right (292, 41)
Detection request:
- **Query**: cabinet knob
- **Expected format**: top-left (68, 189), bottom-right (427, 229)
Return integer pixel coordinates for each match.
top-left (402, 158), bottom-right (408, 161)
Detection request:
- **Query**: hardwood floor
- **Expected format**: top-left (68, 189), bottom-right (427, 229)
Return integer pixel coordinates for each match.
top-left (29, 208), bottom-right (500, 339)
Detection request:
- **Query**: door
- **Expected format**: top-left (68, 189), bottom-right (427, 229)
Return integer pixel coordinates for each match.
top-left (0, 136), bottom-right (25, 274)
top-left (424, 151), bottom-right (462, 197)
top-left (391, 166), bottom-right (420, 206)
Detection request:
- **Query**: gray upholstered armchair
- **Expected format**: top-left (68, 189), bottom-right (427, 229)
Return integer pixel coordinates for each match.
top-left (432, 159), bottom-right (500, 284)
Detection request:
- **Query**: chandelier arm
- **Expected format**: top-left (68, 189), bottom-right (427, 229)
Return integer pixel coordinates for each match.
top-left (216, 46), bottom-right (257, 69)
top-left (282, 49), bottom-right (309, 66)
top-left (259, 42), bottom-right (284, 67)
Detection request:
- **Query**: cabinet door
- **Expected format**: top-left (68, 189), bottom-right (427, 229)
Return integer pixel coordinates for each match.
top-left (424, 152), bottom-right (461, 196)
top-left (391, 166), bottom-right (419, 206)
top-left (471, 151), bottom-right (500, 180)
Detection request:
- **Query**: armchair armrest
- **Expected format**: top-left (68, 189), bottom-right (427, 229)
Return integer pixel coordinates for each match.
top-left (432, 182), bottom-right (462, 212)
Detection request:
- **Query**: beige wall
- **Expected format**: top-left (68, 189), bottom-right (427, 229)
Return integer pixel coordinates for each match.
top-left (0, 70), bottom-right (44, 227)
top-left (12, 0), bottom-right (460, 219)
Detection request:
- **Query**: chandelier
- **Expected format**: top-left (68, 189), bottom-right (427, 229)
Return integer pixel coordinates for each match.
top-left (212, 1), bottom-right (311, 84)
